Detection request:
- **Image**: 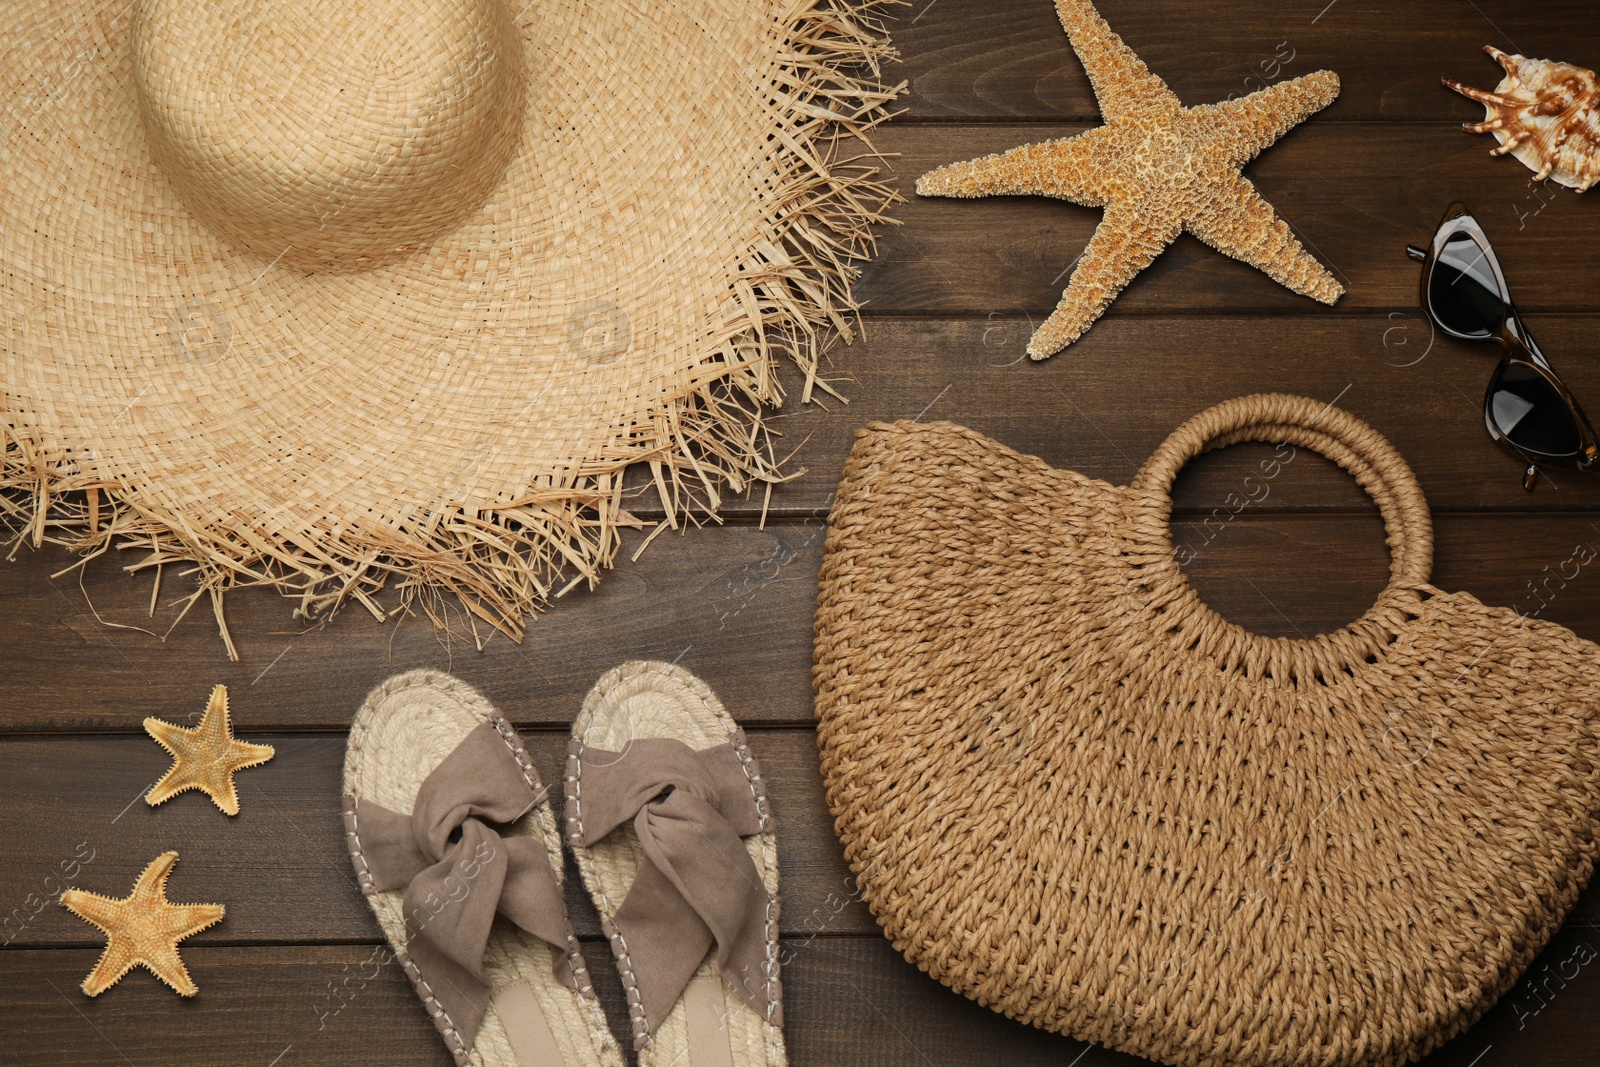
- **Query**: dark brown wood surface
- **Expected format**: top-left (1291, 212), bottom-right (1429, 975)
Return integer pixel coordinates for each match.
top-left (6, 1), bottom-right (1600, 1064)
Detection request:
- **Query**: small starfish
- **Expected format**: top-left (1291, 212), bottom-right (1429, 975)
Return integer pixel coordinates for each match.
top-left (917, 0), bottom-right (1345, 359)
top-left (58, 851), bottom-right (225, 997)
top-left (145, 684), bottom-right (275, 816)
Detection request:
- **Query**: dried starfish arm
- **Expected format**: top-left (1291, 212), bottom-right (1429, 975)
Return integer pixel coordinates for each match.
top-left (1185, 172), bottom-right (1343, 303)
top-left (1198, 71), bottom-right (1343, 168)
top-left (58, 851), bottom-right (226, 997)
top-left (137, 923), bottom-right (207, 995)
top-left (916, 127), bottom-right (1122, 206)
top-left (143, 718), bottom-right (201, 805)
top-left (83, 939), bottom-right (142, 995)
top-left (56, 892), bottom-right (142, 994)
top-left (1030, 198), bottom-right (1182, 359)
top-left (1053, 0), bottom-right (1176, 118)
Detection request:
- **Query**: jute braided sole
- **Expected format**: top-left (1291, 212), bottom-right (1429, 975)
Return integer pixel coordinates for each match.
top-left (342, 669), bottom-right (622, 1067)
top-left (566, 661), bottom-right (785, 1066)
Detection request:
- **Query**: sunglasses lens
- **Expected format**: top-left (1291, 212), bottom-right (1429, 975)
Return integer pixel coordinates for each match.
top-left (1489, 361), bottom-right (1582, 457)
top-left (1430, 232), bottom-right (1506, 338)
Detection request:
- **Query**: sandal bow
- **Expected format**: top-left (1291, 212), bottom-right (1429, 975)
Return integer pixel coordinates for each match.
top-left (568, 737), bottom-right (778, 1043)
top-left (345, 721), bottom-right (574, 1048)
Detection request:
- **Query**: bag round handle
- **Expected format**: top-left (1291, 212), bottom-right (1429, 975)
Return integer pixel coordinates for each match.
top-left (1129, 396), bottom-right (1434, 677)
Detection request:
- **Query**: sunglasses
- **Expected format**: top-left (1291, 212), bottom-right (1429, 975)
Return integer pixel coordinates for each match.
top-left (1406, 202), bottom-right (1598, 490)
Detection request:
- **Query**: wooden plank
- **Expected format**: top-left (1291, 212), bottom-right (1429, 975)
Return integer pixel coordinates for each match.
top-left (1176, 511), bottom-right (1600, 639)
top-left (16, 309), bottom-right (1600, 670)
top-left (7, 722), bottom-right (1596, 949)
top-left (891, 0), bottom-right (1600, 124)
top-left (5, 927), bottom-right (1598, 1065)
top-left (2, 945), bottom-right (448, 1067)
top-left (0, 529), bottom-right (822, 731)
top-left (752, 315), bottom-right (1600, 518)
top-left (8, 2), bottom-right (1600, 1061)
top-left (6, 511), bottom-right (1600, 731)
top-left (784, 931), bottom-right (1600, 1067)
top-left (855, 124), bottom-right (1598, 315)
top-left (0, 729), bottom-right (870, 946)
top-left (27, 312), bottom-right (1600, 532)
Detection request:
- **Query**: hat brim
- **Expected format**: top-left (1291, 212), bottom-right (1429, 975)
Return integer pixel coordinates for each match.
top-left (0, 0), bottom-right (901, 655)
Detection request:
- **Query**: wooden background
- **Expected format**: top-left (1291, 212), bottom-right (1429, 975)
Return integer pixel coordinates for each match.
top-left (6, 1), bottom-right (1600, 1063)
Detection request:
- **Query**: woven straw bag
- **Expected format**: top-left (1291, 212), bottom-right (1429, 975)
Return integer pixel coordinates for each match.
top-left (812, 394), bottom-right (1600, 1067)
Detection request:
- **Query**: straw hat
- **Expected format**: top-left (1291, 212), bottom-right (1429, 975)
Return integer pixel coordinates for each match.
top-left (0, 0), bottom-right (899, 655)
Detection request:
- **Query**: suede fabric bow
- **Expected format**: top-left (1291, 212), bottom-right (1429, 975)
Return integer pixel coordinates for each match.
top-left (349, 723), bottom-right (574, 1050)
top-left (572, 738), bottom-right (776, 1041)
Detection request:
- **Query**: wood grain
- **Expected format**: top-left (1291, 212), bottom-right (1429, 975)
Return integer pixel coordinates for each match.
top-left (5, 512), bottom-right (1600, 732)
top-left (17, 311), bottom-right (1600, 669)
top-left (0, 729), bottom-right (871, 946)
top-left (855, 125), bottom-right (1600, 316)
top-left (740, 315), bottom-right (1600, 518)
top-left (6, 0), bottom-right (1600, 1062)
top-left (5, 927), bottom-right (1597, 1066)
top-left (5, 727), bottom-right (1594, 950)
top-left (889, 0), bottom-right (1600, 124)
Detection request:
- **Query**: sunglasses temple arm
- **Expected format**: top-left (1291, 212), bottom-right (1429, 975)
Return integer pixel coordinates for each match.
top-left (1406, 244), bottom-right (1428, 262)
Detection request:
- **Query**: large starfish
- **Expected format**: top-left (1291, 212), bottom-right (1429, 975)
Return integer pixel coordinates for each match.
top-left (144, 684), bottom-right (275, 816)
top-left (58, 851), bottom-right (226, 996)
top-left (917, 0), bottom-right (1344, 359)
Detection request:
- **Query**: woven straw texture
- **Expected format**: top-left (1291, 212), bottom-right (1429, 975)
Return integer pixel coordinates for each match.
top-left (0, 0), bottom-right (901, 657)
top-left (343, 669), bottom-right (623, 1067)
top-left (813, 394), bottom-right (1600, 1067)
top-left (566, 661), bottom-right (784, 1065)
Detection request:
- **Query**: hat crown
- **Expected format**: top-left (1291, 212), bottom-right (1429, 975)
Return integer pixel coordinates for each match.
top-left (132, 0), bottom-right (526, 271)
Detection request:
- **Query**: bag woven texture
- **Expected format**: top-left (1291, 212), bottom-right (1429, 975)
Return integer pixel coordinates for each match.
top-left (812, 393), bottom-right (1600, 1067)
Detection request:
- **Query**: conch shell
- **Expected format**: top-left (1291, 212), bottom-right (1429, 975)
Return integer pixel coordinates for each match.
top-left (1444, 46), bottom-right (1600, 191)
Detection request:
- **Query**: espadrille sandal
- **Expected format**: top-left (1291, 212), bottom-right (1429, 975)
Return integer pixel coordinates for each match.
top-left (565, 662), bottom-right (784, 1065)
top-left (342, 670), bottom-right (622, 1067)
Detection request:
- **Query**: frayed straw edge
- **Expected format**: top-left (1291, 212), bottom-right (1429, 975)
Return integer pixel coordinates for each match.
top-left (0, 0), bottom-right (907, 660)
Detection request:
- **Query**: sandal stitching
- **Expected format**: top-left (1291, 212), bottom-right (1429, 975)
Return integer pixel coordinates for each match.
top-left (345, 672), bottom-right (612, 1062)
top-left (569, 730), bottom-right (654, 1048)
top-left (568, 666), bottom-right (786, 1048)
top-left (728, 724), bottom-right (782, 1021)
top-left (343, 793), bottom-right (471, 1066)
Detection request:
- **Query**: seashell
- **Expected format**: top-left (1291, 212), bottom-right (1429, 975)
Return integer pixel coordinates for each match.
top-left (1444, 45), bottom-right (1600, 191)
